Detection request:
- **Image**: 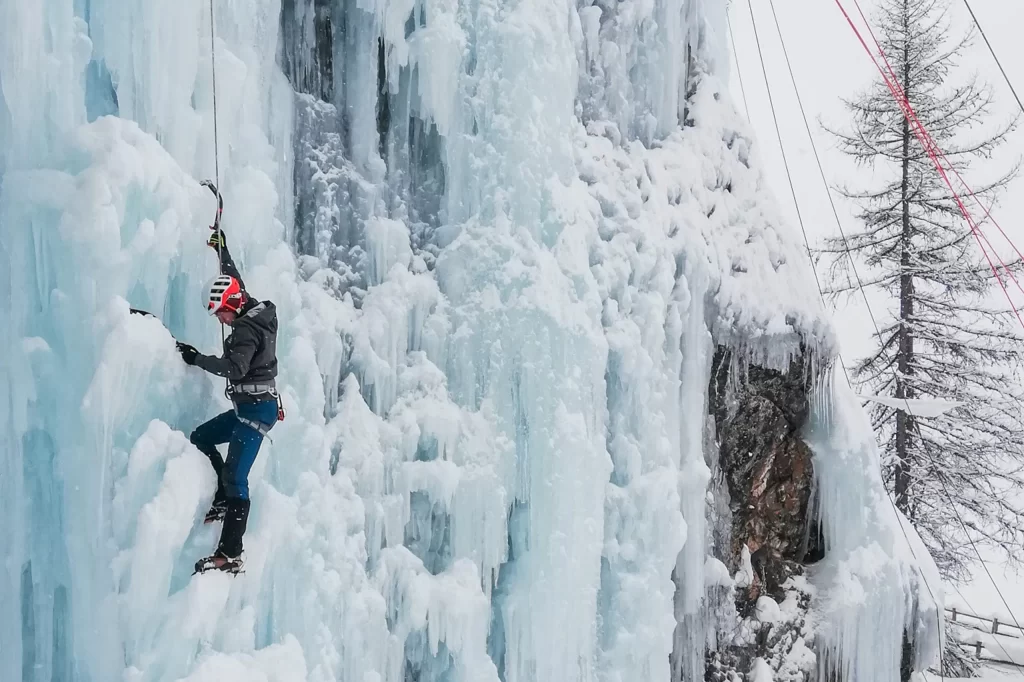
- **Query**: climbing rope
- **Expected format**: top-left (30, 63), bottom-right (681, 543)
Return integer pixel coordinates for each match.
top-left (205, 0), bottom-right (227, 361)
top-left (208, 0), bottom-right (221, 206)
top-left (207, 0), bottom-right (223, 272)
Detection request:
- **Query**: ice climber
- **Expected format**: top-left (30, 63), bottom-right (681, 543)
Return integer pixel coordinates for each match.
top-left (176, 226), bottom-right (282, 575)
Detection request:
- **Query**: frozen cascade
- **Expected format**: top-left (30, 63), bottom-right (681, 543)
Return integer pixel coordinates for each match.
top-left (804, 370), bottom-right (944, 681)
top-left (0, 1), bottom-right (940, 682)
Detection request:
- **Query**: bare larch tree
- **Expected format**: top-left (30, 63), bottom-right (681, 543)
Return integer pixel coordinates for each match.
top-left (818, 0), bottom-right (1024, 583)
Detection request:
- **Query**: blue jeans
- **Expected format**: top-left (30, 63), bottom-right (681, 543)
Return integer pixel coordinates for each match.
top-left (189, 400), bottom-right (278, 501)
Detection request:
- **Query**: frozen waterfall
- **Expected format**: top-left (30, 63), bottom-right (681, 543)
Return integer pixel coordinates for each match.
top-left (0, 0), bottom-right (941, 681)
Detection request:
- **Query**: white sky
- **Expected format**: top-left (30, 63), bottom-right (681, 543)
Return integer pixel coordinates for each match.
top-left (723, 0), bottom-right (1024, 649)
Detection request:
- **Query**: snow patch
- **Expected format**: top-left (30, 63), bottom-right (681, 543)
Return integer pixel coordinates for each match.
top-left (756, 596), bottom-right (783, 624)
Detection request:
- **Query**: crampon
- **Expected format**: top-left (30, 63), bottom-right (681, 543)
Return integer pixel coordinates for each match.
top-left (193, 551), bottom-right (245, 575)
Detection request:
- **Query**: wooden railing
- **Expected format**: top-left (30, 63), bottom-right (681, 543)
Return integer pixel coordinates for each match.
top-left (947, 607), bottom-right (1023, 637)
top-left (945, 607), bottom-right (1024, 664)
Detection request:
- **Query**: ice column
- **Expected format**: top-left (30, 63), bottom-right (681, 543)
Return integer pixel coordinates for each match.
top-left (434, 0), bottom-right (612, 679)
top-left (804, 369), bottom-right (943, 681)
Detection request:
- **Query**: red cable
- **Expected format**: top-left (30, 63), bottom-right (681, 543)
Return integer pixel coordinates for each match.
top-left (849, 2), bottom-right (1024, 266)
top-left (849, 0), bottom-right (1024, 299)
top-left (835, 0), bottom-right (1024, 331)
top-left (850, 0), bottom-right (1024, 299)
top-left (847, 0), bottom-right (1024, 288)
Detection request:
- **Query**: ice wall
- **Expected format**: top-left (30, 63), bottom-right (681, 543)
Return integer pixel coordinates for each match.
top-left (0, 0), bottom-right (939, 681)
top-left (805, 370), bottom-right (944, 680)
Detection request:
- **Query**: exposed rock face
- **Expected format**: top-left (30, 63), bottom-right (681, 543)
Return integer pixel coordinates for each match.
top-left (701, 344), bottom-right (822, 682)
top-left (709, 346), bottom-right (817, 600)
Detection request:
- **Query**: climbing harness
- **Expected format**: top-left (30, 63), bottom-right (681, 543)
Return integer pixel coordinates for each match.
top-left (230, 382), bottom-right (277, 396)
top-left (229, 382), bottom-right (284, 443)
top-left (227, 382), bottom-right (286, 429)
top-left (234, 412), bottom-right (276, 441)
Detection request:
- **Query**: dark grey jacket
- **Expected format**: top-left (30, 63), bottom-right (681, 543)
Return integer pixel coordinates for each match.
top-left (194, 245), bottom-right (279, 403)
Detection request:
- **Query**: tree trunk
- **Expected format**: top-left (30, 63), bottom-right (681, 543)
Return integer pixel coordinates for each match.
top-left (894, 0), bottom-right (914, 515)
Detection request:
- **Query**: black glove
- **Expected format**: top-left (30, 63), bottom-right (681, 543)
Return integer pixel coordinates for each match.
top-left (207, 228), bottom-right (226, 250)
top-left (176, 341), bottom-right (199, 365)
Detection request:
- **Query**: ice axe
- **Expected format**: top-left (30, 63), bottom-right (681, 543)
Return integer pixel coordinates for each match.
top-left (200, 179), bottom-right (223, 234)
top-left (128, 308), bottom-right (193, 358)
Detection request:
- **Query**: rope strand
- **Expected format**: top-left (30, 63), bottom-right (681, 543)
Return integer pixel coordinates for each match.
top-left (209, 0), bottom-right (221, 205)
top-left (727, 9), bottom-right (751, 123)
top-left (744, 0), bottom-right (824, 299)
top-left (962, 0), bottom-right (1024, 117)
top-left (208, 0), bottom-right (227, 354)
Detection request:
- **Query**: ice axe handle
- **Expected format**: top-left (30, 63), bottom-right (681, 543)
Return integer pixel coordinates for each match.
top-left (200, 180), bottom-right (224, 231)
top-left (130, 308), bottom-right (180, 344)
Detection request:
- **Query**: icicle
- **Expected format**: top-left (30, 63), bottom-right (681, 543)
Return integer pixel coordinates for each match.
top-left (804, 366), bottom-right (944, 681)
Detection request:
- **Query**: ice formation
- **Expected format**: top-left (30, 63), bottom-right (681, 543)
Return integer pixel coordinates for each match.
top-left (805, 371), bottom-right (945, 681)
top-left (0, 0), bottom-right (940, 680)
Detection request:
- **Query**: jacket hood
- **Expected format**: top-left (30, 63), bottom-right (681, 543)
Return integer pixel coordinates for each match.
top-left (237, 300), bottom-right (277, 335)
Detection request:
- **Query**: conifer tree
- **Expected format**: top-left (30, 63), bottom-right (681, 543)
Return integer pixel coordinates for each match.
top-left (818, 0), bottom-right (1024, 581)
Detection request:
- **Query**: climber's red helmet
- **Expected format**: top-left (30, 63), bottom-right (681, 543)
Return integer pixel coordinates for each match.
top-left (204, 274), bottom-right (246, 323)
